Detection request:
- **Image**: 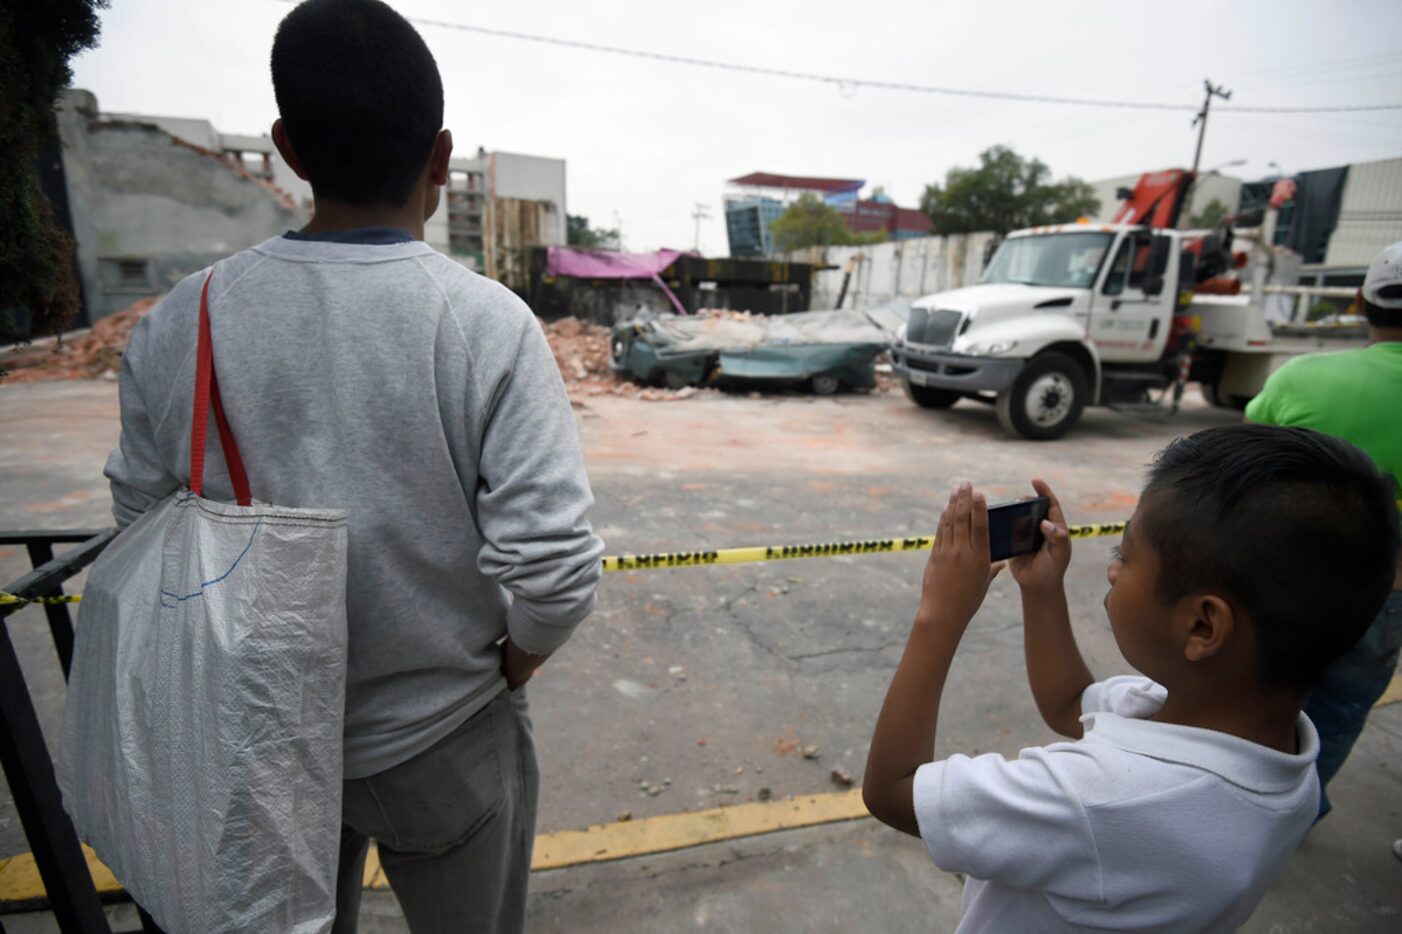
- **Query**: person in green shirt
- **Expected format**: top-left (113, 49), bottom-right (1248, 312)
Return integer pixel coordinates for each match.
top-left (1246, 240), bottom-right (1402, 820)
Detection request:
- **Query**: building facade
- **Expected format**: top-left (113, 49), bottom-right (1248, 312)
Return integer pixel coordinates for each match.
top-left (724, 196), bottom-right (787, 257)
top-left (423, 149), bottom-right (567, 285)
top-left (723, 172), bottom-right (929, 257)
top-left (53, 90), bottom-right (569, 320)
top-left (56, 89), bottom-right (308, 322)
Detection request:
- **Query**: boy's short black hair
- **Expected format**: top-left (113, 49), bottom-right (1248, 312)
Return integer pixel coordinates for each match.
top-left (1141, 424), bottom-right (1399, 692)
top-left (271, 0), bottom-right (443, 206)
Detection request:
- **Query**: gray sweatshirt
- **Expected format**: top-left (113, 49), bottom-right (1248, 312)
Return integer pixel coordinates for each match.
top-left (105, 234), bottom-right (603, 778)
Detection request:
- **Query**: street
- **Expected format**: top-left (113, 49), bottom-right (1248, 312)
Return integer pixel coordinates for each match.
top-left (1, 380), bottom-right (1399, 931)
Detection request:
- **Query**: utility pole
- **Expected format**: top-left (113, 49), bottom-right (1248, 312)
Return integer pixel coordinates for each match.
top-left (1183, 79), bottom-right (1232, 228)
top-left (1190, 79), bottom-right (1232, 178)
top-left (691, 202), bottom-right (711, 254)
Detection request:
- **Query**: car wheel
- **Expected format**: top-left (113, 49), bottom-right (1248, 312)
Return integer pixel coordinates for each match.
top-left (996, 353), bottom-right (1087, 440)
top-left (811, 374), bottom-right (842, 396)
top-left (663, 369), bottom-right (693, 390)
top-left (903, 381), bottom-right (961, 409)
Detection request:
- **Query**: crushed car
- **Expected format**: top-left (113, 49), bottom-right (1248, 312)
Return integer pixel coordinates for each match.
top-left (610, 305), bottom-right (906, 395)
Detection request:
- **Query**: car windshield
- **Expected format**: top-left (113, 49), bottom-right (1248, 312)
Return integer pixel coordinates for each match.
top-left (981, 232), bottom-right (1114, 289)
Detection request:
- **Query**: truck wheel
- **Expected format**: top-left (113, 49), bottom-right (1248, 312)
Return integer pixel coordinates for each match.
top-left (811, 374), bottom-right (842, 396)
top-left (903, 381), bottom-right (961, 409)
top-left (996, 353), bottom-right (1088, 440)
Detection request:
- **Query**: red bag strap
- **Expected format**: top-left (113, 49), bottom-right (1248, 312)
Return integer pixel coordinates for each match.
top-left (190, 271), bottom-right (252, 506)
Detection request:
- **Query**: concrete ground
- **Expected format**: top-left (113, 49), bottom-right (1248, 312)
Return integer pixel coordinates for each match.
top-left (1, 379), bottom-right (1399, 932)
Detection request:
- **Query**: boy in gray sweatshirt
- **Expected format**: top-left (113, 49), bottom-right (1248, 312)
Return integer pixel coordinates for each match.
top-left (104, 1), bottom-right (603, 929)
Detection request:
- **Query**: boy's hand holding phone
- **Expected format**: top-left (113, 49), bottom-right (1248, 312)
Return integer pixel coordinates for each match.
top-left (918, 482), bottom-right (1006, 629)
top-left (1007, 478), bottom-right (1073, 595)
top-left (1006, 478), bottom-right (1093, 738)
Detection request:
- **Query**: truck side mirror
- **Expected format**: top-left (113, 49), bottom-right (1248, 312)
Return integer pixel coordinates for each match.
top-left (1147, 236), bottom-right (1171, 278)
top-left (1178, 249), bottom-right (1197, 290)
top-left (1138, 235), bottom-right (1172, 296)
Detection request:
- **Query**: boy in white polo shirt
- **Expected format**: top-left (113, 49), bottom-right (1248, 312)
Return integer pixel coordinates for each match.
top-left (863, 424), bottom-right (1399, 932)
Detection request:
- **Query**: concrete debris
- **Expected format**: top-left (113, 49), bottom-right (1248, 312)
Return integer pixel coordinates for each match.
top-left (539, 316), bottom-right (706, 403)
top-left (802, 745), bottom-right (821, 760)
top-left (830, 767), bottom-right (854, 787)
top-left (0, 295), bottom-right (160, 383)
top-left (616, 811), bottom-right (632, 822)
top-left (1, 306), bottom-right (710, 407)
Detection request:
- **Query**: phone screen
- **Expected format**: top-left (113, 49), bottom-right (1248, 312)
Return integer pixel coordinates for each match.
top-left (987, 497), bottom-right (1051, 561)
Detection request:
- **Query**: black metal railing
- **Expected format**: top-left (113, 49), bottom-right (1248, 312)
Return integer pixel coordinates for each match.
top-left (0, 529), bottom-right (160, 932)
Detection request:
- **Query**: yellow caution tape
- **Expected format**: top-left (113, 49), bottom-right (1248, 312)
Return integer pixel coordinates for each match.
top-left (602, 521), bottom-right (1127, 573)
top-left (0, 592), bottom-right (83, 607)
top-left (0, 524), bottom-right (1130, 602)
top-left (11, 499), bottom-right (1398, 590)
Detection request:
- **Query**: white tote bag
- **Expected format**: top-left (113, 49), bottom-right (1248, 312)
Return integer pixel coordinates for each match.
top-left (59, 271), bottom-right (350, 933)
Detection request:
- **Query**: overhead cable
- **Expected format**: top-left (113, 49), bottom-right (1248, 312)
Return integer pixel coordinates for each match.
top-left (279, 2), bottom-right (1402, 115)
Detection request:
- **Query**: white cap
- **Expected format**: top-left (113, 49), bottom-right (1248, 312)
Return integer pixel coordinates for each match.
top-left (1362, 240), bottom-right (1402, 309)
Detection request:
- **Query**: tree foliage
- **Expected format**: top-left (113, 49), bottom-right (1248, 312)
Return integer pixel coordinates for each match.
top-left (566, 214), bottom-right (620, 250)
top-left (0, 0), bottom-right (107, 344)
top-left (768, 193), bottom-right (886, 252)
top-left (1190, 197), bottom-right (1230, 229)
top-left (919, 146), bottom-right (1100, 236)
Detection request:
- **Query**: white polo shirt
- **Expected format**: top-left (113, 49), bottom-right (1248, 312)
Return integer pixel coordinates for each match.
top-left (913, 676), bottom-right (1319, 933)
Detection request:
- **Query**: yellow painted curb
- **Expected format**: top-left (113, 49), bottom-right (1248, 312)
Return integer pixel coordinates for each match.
top-left (0, 844), bottom-right (122, 902)
top-left (529, 788), bottom-right (867, 873)
top-left (1, 790), bottom-right (869, 906)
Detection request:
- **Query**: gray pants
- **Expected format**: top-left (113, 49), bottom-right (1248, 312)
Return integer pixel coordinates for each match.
top-left (332, 689), bottom-right (539, 933)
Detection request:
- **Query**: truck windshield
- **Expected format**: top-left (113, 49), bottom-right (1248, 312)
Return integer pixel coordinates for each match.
top-left (981, 232), bottom-right (1114, 289)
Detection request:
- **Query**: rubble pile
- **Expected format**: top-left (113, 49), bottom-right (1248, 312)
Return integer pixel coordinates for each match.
top-left (1, 303), bottom-right (705, 405)
top-left (0, 295), bottom-right (160, 384)
top-left (539, 316), bottom-right (703, 403)
top-left (540, 316), bottom-right (612, 383)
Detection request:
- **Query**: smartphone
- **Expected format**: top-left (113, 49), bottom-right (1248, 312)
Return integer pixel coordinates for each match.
top-left (988, 497), bottom-right (1051, 561)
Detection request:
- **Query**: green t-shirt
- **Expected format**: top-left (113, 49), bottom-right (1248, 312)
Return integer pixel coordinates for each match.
top-left (1245, 342), bottom-right (1402, 492)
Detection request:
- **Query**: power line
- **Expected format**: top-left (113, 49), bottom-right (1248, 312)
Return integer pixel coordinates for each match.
top-left (1232, 51), bottom-right (1402, 81)
top-left (279, 2), bottom-right (1402, 114)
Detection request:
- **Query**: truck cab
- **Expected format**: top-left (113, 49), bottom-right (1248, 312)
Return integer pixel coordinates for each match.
top-left (892, 223), bottom-right (1182, 438)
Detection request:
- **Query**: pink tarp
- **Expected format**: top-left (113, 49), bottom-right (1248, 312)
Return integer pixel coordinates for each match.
top-left (545, 247), bottom-right (690, 315)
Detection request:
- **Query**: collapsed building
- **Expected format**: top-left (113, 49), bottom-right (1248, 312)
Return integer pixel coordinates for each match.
top-left (49, 90), bottom-right (569, 325)
top-left (54, 89), bottom-right (308, 323)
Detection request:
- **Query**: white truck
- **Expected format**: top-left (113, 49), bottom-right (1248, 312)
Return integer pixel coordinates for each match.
top-left (890, 219), bottom-right (1361, 440)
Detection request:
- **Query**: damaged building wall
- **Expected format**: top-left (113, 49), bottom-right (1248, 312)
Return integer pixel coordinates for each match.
top-left (425, 151), bottom-right (567, 282)
top-left (57, 89), bottom-right (307, 321)
top-left (484, 197), bottom-right (555, 294)
top-left (489, 152), bottom-right (567, 246)
top-left (802, 233), bottom-right (998, 309)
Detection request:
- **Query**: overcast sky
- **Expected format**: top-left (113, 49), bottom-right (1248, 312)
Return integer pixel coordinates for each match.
top-left (71, 0), bottom-right (1402, 254)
